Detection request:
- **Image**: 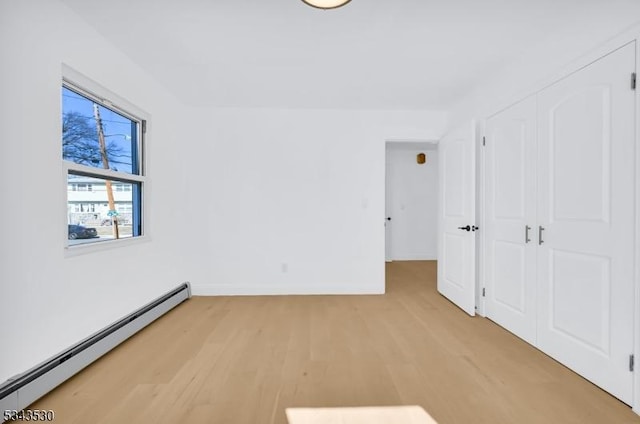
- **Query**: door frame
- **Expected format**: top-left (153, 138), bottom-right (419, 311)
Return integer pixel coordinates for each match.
top-left (473, 27), bottom-right (640, 413)
top-left (385, 146), bottom-right (393, 262)
top-left (384, 139), bottom-right (439, 265)
top-left (475, 120), bottom-right (487, 317)
top-left (633, 35), bottom-right (640, 415)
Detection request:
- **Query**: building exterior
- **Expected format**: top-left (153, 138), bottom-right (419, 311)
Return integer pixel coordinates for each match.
top-left (67, 176), bottom-right (134, 225)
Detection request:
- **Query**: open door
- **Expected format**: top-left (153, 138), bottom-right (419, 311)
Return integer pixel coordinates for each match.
top-left (385, 146), bottom-right (393, 262)
top-left (437, 121), bottom-right (477, 316)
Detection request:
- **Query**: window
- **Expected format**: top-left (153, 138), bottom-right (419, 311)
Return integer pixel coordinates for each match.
top-left (62, 79), bottom-right (146, 247)
top-left (114, 183), bottom-right (132, 192)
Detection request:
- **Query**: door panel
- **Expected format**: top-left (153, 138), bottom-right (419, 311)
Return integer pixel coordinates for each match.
top-left (485, 96), bottom-right (537, 344)
top-left (494, 122), bottom-right (526, 220)
top-left (443, 233), bottom-right (465, 289)
top-left (444, 140), bottom-right (466, 217)
top-left (537, 42), bottom-right (635, 404)
top-left (550, 250), bottom-right (611, 354)
top-left (438, 121), bottom-right (476, 316)
top-left (551, 86), bottom-right (611, 223)
top-left (493, 240), bottom-right (526, 313)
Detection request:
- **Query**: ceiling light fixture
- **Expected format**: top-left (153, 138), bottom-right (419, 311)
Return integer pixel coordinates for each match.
top-left (301, 0), bottom-right (352, 10)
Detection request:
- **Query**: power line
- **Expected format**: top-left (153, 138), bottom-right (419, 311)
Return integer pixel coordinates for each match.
top-left (62, 95), bottom-right (133, 125)
top-left (62, 112), bottom-right (132, 125)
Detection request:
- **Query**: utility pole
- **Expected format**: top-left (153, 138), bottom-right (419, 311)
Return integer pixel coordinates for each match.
top-left (93, 104), bottom-right (119, 239)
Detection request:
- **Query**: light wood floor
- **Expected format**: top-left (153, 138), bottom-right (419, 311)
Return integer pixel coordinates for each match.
top-left (32, 261), bottom-right (640, 423)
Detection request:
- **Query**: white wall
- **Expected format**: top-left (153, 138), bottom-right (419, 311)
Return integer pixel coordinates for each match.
top-left (185, 108), bottom-right (447, 295)
top-left (386, 145), bottom-right (438, 260)
top-left (0, 0), bottom-right (447, 385)
top-left (448, 9), bottom-right (640, 128)
top-left (0, 0), bottom-right (190, 383)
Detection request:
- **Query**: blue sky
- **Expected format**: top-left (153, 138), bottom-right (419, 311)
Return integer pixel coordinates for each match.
top-left (62, 86), bottom-right (136, 174)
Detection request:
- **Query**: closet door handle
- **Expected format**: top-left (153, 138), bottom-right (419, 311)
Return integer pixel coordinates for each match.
top-left (525, 225), bottom-right (531, 243)
top-left (539, 226), bottom-right (545, 245)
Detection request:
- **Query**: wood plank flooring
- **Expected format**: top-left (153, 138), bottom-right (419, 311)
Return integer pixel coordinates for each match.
top-left (31, 261), bottom-right (640, 423)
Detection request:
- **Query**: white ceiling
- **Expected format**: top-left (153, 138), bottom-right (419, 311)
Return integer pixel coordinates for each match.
top-left (60, 0), bottom-right (640, 110)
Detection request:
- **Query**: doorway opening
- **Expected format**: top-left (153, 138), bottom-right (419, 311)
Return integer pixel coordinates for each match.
top-left (384, 141), bottom-right (439, 290)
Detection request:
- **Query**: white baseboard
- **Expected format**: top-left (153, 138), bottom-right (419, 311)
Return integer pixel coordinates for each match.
top-left (191, 283), bottom-right (385, 296)
top-left (390, 255), bottom-right (437, 261)
top-left (0, 283), bottom-right (190, 419)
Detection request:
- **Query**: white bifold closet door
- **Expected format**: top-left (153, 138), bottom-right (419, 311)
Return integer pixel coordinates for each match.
top-left (536, 42), bottom-right (636, 404)
top-left (484, 42), bottom-right (636, 404)
top-left (484, 96), bottom-right (538, 345)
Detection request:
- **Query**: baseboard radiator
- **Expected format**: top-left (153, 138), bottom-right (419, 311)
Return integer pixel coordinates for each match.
top-left (0, 283), bottom-right (191, 417)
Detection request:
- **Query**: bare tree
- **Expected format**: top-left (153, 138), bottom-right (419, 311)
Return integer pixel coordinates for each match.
top-left (62, 111), bottom-right (125, 168)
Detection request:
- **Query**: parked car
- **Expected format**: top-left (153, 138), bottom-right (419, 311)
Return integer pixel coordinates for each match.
top-left (68, 224), bottom-right (99, 240)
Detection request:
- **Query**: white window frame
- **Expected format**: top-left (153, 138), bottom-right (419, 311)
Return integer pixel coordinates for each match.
top-left (62, 65), bottom-right (149, 253)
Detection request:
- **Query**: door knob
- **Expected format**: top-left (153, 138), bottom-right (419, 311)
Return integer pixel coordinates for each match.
top-left (458, 225), bottom-right (471, 231)
top-left (386, 217), bottom-right (392, 221)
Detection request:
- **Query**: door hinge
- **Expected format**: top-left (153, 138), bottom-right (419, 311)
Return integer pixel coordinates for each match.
top-left (632, 73), bottom-right (636, 90)
top-left (482, 288), bottom-right (486, 297)
top-left (482, 136), bottom-right (486, 147)
top-left (630, 354), bottom-right (635, 372)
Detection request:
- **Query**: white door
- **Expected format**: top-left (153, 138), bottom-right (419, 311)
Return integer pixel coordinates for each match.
top-left (384, 218), bottom-right (392, 262)
top-left (438, 121), bottom-right (477, 316)
top-left (385, 147), bottom-right (393, 262)
top-left (537, 42), bottom-right (636, 404)
top-left (484, 96), bottom-right (538, 344)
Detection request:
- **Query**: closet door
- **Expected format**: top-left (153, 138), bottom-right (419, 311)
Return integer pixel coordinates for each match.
top-left (484, 96), bottom-right (537, 345)
top-left (536, 42), bottom-right (636, 404)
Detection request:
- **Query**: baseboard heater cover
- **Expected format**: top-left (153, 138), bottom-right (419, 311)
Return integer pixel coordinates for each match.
top-left (0, 282), bottom-right (191, 417)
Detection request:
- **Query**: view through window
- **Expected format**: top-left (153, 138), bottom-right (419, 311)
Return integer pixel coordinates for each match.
top-left (62, 83), bottom-right (144, 246)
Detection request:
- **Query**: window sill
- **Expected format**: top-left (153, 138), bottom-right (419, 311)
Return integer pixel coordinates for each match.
top-left (64, 234), bottom-right (151, 258)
